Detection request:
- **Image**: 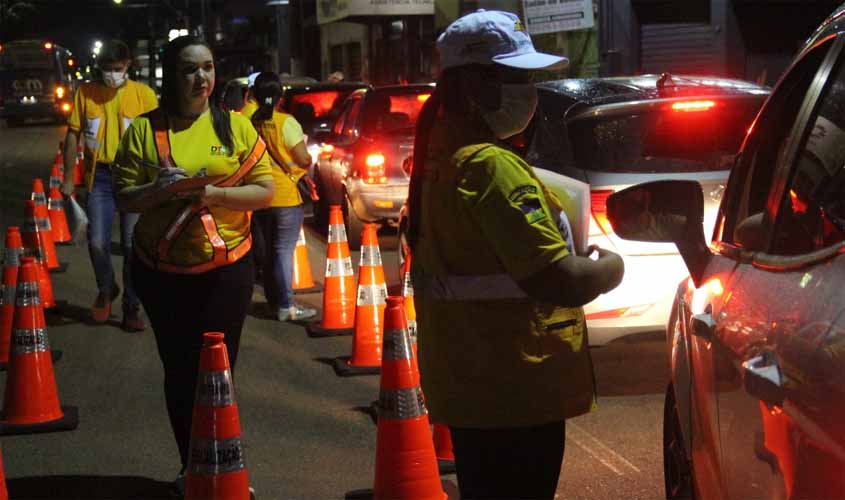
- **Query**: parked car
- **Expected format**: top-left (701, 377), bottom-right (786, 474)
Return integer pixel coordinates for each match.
top-left (607, 5), bottom-right (845, 498)
top-left (314, 83), bottom-right (434, 248)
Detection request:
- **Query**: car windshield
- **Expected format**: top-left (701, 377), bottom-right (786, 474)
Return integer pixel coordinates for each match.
top-left (289, 90), bottom-right (353, 119)
top-left (567, 98), bottom-right (763, 173)
top-left (359, 89), bottom-right (431, 135)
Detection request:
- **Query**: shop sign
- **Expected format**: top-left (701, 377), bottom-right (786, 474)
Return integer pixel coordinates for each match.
top-left (523, 0), bottom-right (595, 34)
top-left (318, 0), bottom-right (435, 24)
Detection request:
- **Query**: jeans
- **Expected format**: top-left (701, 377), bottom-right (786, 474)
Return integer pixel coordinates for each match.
top-left (132, 252), bottom-right (254, 467)
top-left (450, 420), bottom-right (566, 499)
top-left (256, 205), bottom-right (304, 309)
top-left (86, 164), bottom-right (139, 310)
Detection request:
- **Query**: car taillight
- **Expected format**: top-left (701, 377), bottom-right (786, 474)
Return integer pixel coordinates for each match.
top-left (364, 153), bottom-right (387, 184)
top-left (55, 85), bottom-right (65, 99)
top-left (671, 100), bottom-right (716, 112)
top-left (589, 189), bottom-right (614, 236)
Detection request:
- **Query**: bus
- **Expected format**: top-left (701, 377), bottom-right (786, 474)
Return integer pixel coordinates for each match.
top-left (0, 40), bottom-right (77, 126)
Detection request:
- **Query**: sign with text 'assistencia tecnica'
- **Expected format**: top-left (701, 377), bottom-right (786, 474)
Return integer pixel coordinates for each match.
top-left (523, 0), bottom-right (595, 35)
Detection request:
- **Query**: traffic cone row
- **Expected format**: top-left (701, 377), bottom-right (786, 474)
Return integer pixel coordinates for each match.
top-left (185, 332), bottom-right (251, 499)
top-left (72, 143), bottom-right (84, 187)
top-left (0, 228), bottom-right (23, 370)
top-left (0, 257), bottom-right (78, 435)
top-left (332, 223), bottom-right (386, 376)
top-left (48, 186), bottom-right (72, 245)
top-left (293, 226), bottom-right (321, 294)
top-left (306, 205), bottom-right (356, 337)
top-left (21, 202), bottom-right (57, 310)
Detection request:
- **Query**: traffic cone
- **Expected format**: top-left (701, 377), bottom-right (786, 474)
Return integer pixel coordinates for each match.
top-left (72, 144), bottom-right (84, 187)
top-left (0, 445), bottom-right (7, 500)
top-left (401, 254), bottom-right (417, 353)
top-left (49, 164), bottom-right (63, 190)
top-left (347, 296), bottom-right (446, 500)
top-left (185, 332), bottom-right (250, 499)
top-left (21, 202), bottom-right (59, 310)
top-left (48, 186), bottom-right (72, 245)
top-left (293, 226), bottom-right (321, 294)
top-left (0, 228), bottom-right (23, 370)
top-left (433, 423), bottom-right (457, 475)
top-left (30, 178), bottom-right (48, 214)
top-left (0, 257), bottom-right (78, 436)
top-left (306, 205), bottom-right (355, 337)
top-left (22, 199), bottom-right (61, 273)
top-left (333, 223), bottom-right (386, 377)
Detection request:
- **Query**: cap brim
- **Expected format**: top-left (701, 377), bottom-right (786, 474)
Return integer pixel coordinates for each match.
top-left (493, 52), bottom-right (568, 70)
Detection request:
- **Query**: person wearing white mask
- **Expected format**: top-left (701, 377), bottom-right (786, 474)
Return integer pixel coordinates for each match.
top-left (61, 39), bottom-right (158, 331)
top-left (405, 10), bottom-right (624, 498)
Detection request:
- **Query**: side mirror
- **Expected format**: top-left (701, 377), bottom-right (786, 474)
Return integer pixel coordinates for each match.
top-left (607, 180), bottom-right (711, 284)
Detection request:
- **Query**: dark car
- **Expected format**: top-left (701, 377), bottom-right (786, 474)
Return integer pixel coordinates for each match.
top-left (607, 4), bottom-right (845, 498)
top-left (314, 83), bottom-right (434, 248)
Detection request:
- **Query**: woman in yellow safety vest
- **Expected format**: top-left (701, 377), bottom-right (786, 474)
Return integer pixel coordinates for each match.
top-left (406, 10), bottom-right (625, 499)
top-left (111, 36), bottom-right (274, 493)
top-left (250, 72), bottom-right (317, 321)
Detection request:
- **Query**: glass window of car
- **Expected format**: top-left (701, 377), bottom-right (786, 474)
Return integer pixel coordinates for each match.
top-left (770, 51), bottom-right (845, 255)
top-left (359, 88), bottom-right (431, 135)
top-left (524, 90), bottom-right (578, 175)
top-left (717, 39), bottom-right (835, 247)
top-left (341, 97), bottom-right (363, 138)
top-left (332, 97), bottom-right (355, 136)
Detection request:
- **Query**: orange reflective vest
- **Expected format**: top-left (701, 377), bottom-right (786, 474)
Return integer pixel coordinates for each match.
top-left (135, 110), bottom-right (267, 274)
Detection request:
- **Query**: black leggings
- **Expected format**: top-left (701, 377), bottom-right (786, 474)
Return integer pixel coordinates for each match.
top-left (132, 252), bottom-right (254, 468)
top-left (450, 420), bottom-right (566, 500)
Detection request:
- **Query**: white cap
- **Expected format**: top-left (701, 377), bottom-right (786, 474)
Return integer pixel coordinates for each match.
top-left (247, 72), bottom-right (261, 88)
top-left (437, 10), bottom-right (567, 71)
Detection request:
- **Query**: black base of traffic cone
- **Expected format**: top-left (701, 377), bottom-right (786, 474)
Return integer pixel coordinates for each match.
top-left (0, 405), bottom-right (79, 436)
top-left (0, 349), bottom-right (62, 372)
top-left (306, 321), bottom-right (353, 338)
top-left (294, 283), bottom-right (322, 295)
top-left (48, 262), bottom-right (69, 274)
top-left (331, 356), bottom-right (380, 377)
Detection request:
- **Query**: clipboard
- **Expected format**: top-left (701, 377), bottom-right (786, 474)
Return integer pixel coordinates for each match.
top-left (164, 174), bottom-right (226, 194)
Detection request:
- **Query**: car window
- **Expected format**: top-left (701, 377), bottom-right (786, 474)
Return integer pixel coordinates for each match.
top-left (525, 90), bottom-right (577, 174)
top-left (332, 98), bottom-right (355, 136)
top-left (359, 89), bottom-right (430, 135)
top-left (770, 53), bottom-right (845, 255)
top-left (341, 97), bottom-right (363, 138)
top-left (289, 90), bottom-right (352, 119)
top-left (717, 39), bottom-right (834, 247)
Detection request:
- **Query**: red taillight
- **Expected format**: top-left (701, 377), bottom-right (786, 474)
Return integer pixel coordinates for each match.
top-left (671, 100), bottom-right (716, 112)
top-left (364, 153), bottom-right (387, 184)
top-left (589, 189), bottom-right (614, 236)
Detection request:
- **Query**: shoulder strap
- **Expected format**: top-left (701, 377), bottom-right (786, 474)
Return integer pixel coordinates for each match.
top-left (149, 109), bottom-right (176, 169)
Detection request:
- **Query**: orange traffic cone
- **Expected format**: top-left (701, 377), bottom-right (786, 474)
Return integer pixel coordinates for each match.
top-left (333, 223), bottom-right (386, 376)
top-left (347, 296), bottom-right (445, 499)
top-left (0, 445), bottom-right (7, 500)
top-left (21, 202), bottom-right (59, 309)
top-left (0, 257), bottom-right (78, 435)
top-left (47, 186), bottom-right (72, 245)
top-left (433, 423), bottom-right (457, 475)
top-left (49, 164), bottom-right (63, 190)
top-left (22, 198), bottom-right (61, 273)
top-left (185, 332), bottom-right (250, 499)
top-left (401, 254), bottom-right (417, 351)
top-left (293, 226), bottom-right (321, 294)
top-left (72, 144), bottom-right (84, 187)
top-left (306, 205), bottom-right (355, 337)
top-left (30, 178), bottom-right (48, 213)
top-left (0, 227), bottom-right (23, 370)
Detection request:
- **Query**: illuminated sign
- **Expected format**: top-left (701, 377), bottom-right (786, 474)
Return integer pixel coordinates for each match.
top-left (523, 0), bottom-right (595, 35)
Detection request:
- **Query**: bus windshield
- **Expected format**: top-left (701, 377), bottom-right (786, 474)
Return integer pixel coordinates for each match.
top-left (0, 43), bottom-right (56, 71)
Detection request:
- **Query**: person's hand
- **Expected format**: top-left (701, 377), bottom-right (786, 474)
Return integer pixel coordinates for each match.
top-left (155, 167), bottom-right (189, 190)
top-left (588, 245), bottom-right (625, 290)
top-left (60, 179), bottom-right (75, 197)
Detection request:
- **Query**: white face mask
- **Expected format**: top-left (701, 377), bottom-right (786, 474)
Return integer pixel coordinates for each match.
top-left (482, 83), bottom-right (538, 139)
top-left (102, 70), bottom-right (127, 88)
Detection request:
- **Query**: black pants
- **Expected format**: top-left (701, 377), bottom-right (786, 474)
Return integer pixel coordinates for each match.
top-left (450, 420), bottom-right (566, 500)
top-left (132, 252), bottom-right (254, 468)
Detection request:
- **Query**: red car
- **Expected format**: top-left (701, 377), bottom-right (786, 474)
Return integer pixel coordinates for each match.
top-left (607, 5), bottom-right (845, 498)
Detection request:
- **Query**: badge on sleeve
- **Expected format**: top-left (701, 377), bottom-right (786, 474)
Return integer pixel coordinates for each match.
top-left (509, 184), bottom-right (547, 224)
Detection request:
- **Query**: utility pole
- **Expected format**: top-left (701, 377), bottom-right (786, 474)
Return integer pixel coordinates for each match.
top-left (148, 5), bottom-right (157, 89)
top-left (270, 0), bottom-right (291, 75)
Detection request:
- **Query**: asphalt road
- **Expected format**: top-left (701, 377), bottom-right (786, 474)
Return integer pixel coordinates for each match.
top-left (0, 120), bottom-right (667, 499)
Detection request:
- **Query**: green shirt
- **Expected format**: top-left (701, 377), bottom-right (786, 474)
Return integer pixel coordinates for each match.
top-left (413, 118), bottom-right (596, 428)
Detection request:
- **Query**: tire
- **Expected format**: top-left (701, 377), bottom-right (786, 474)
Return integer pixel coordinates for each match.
top-left (664, 384), bottom-right (695, 499)
top-left (345, 196), bottom-right (363, 251)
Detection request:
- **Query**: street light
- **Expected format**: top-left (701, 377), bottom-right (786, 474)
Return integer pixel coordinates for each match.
top-left (113, 0), bottom-right (123, 4)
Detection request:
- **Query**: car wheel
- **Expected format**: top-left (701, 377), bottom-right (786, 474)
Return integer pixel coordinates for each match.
top-left (664, 384), bottom-right (695, 499)
top-left (345, 196), bottom-right (363, 251)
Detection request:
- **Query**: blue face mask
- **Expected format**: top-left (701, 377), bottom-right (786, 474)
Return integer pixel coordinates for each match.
top-left (482, 83), bottom-right (538, 139)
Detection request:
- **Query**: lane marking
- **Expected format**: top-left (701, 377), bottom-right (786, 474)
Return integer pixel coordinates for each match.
top-left (569, 422), bottom-right (642, 474)
top-left (568, 432), bottom-right (624, 476)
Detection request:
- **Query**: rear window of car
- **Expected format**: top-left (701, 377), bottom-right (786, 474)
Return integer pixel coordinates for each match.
top-left (288, 90), bottom-right (352, 118)
top-left (359, 88), bottom-right (431, 135)
top-left (567, 97), bottom-right (764, 173)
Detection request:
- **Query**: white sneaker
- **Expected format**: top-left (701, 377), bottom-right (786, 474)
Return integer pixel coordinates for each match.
top-left (277, 304), bottom-right (317, 322)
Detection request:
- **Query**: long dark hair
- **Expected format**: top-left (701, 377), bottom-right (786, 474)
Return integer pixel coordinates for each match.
top-left (251, 72), bottom-right (282, 123)
top-left (160, 36), bottom-right (233, 152)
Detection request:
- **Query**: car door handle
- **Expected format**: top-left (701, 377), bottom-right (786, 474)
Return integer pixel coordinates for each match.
top-left (690, 313), bottom-right (715, 340)
top-left (742, 353), bottom-right (784, 406)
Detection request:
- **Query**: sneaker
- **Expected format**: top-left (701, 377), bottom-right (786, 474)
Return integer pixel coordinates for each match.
top-left (91, 282), bottom-right (120, 323)
top-left (171, 471), bottom-right (185, 497)
top-left (277, 303), bottom-right (317, 322)
top-left (121, 306), bottom-right (146, 332)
